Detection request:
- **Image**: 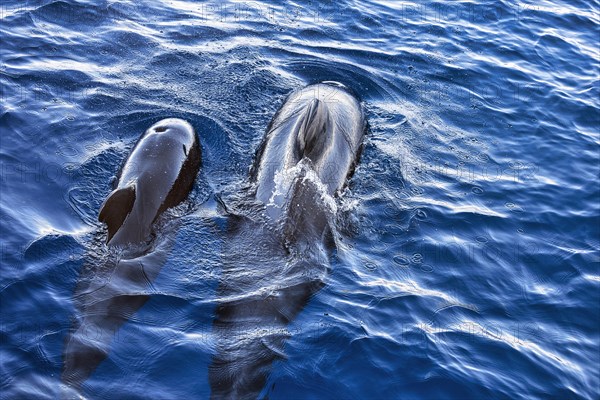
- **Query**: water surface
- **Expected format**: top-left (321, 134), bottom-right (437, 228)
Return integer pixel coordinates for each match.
top-left (1, 1), bottom-right (599, 399)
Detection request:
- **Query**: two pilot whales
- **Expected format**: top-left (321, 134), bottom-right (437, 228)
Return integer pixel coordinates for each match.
top-left (62, 82), bottom-right (365, 398)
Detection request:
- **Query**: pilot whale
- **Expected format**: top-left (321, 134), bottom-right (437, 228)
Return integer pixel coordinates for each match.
top-left (62, 118), bottom-right (201, 394)
top-left (209, 82), bottom-right (366, 399)
top-left (99, 118), bottom-right (201, 246)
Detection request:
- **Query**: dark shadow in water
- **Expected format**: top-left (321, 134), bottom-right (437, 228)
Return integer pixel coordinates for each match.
top-left (61, 228), bottom-right (176, 397)
top-left (209, 174), bottom-right (334, 400)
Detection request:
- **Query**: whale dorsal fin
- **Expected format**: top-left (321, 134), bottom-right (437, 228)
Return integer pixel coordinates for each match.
top-left (98, 185), bottom-right (136, 243)
top-left (295, 98), bottom-right (330, 162)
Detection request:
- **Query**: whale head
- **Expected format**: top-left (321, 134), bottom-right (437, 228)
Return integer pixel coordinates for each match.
top-left (98, 118), bottom-right (200, 247)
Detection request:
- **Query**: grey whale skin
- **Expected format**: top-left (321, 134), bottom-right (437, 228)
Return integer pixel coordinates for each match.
top-left (209, 82), bottom-right (366, 399)
top-left (61, 118), bottom-right (201, 393)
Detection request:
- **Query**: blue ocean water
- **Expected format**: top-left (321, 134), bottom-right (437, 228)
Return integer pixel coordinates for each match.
top-left (1, 0), bottom-right (599, 399)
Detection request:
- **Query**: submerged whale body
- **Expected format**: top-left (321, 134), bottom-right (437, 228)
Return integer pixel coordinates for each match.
top-left (99, 118), bottom-right (201, 246)
top-left (209, 82), bottom-right (366, 399)
top-left (62, 118), bottom-right (201, 393)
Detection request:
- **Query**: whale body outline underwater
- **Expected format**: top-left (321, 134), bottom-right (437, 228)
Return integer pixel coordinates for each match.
top-left (62, 81), bottom-right (367, 399)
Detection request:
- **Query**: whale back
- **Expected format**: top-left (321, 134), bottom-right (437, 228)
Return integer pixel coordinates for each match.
top-left (159, 132), bottom-right (201, 213)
